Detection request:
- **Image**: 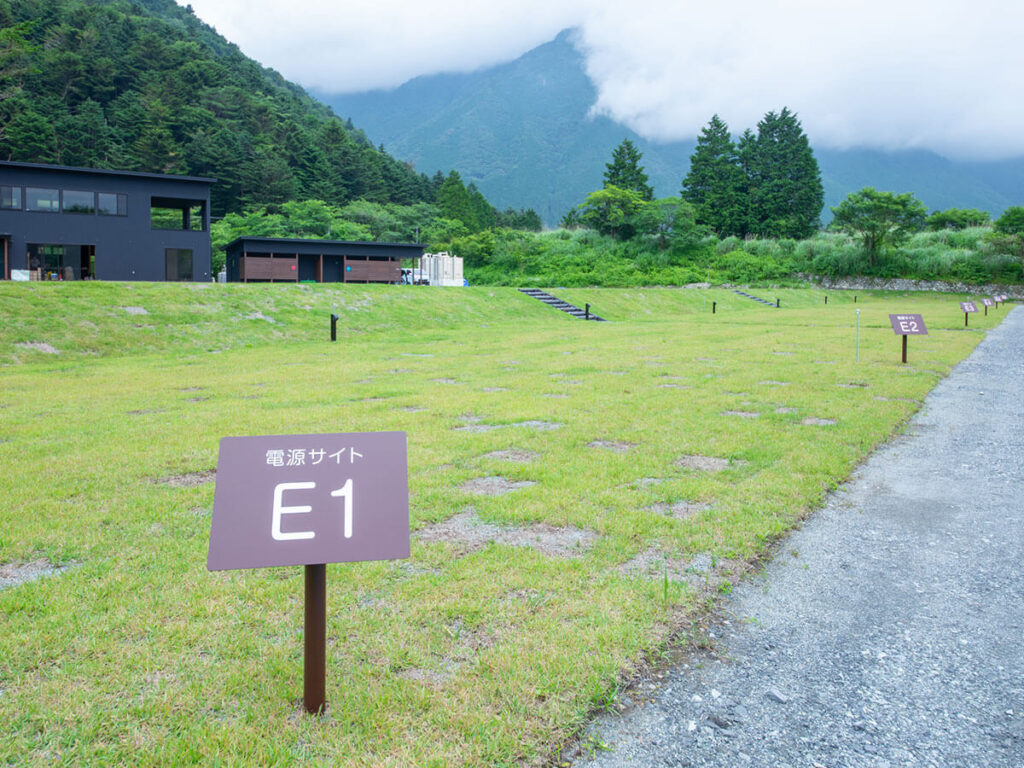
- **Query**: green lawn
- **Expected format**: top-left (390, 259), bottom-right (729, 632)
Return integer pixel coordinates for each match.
top-left (0, 283), bottom-right (1008, 766)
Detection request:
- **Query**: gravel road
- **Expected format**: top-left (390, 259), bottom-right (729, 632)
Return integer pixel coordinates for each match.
top-left (571, 306), bottom-right (1024, 768)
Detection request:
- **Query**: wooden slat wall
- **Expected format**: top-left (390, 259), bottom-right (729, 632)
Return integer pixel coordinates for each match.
top-left (345, 260), bottom-right (400, 283)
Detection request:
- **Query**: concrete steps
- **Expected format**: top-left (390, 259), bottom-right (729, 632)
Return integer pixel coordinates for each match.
top-left (518, 288), bottom-right (606, 321)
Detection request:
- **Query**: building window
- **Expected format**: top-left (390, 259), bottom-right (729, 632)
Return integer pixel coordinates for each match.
top-left (97, 192), bottom-right (127, 216)
top-left (165, 248), bottom-right (193, 281)
top-left (62, 190), bottom-right (96, 214)
top-left (1, 186), bottom-right (21, 210)
top-left (25, 187), bottom-right (60, 212)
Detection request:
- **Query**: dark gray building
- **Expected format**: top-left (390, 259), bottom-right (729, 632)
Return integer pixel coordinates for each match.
top-left (1, 161), bottom-right (214, 282)
top-left (224, 237), bottom-right (424, 284)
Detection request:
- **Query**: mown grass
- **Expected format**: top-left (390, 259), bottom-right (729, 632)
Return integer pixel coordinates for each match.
top-left (0, 283), bottom-right (1010, 766)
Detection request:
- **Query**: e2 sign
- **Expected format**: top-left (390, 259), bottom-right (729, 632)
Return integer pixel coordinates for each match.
top-left (207, 432), bottom-right (409, 571)
top-left (888, 314), bottom-right (928, 336)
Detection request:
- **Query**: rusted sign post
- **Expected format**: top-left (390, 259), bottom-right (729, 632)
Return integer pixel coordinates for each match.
top-left (982, 297), bottom-right (994, 315)
top-left (889, 314), bottom-right (928, 363)
top-left (960, 301), bottom-right (977, 327)
top-left (208, 431), bottom-right (409, 715)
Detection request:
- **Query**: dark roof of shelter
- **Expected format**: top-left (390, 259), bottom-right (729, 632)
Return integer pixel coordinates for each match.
top-left (0, 160), bottom-right (216, 185)
top-left (224, 236), bottom-right (424, 252)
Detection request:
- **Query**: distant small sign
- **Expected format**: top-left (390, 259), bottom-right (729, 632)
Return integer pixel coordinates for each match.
top-left (889, 314), bottom-right (928, 335)
top-left (982, 298), bottom-right (995, 307)
top-left (208, 432), bottom-right (409, 571)
top-left (960, 302), bottom-right (978, 313)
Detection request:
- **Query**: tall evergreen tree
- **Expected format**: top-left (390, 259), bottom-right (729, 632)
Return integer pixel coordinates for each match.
top-left (746, 108), bottom-right (823, 239)
top-left (436, 170), bottom-right (476, 230)
top-left (604, 138), bottom-right (653, 201)
top-left (681, 115), bottom-right (746, 236)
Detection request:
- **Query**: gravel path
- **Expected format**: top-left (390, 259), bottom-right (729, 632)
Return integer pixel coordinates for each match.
top-left (571, 307), bottom-right (1024, 768)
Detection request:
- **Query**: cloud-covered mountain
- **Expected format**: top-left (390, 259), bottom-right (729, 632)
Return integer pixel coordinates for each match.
top-left (318, 30), bottom-right (1024, 228)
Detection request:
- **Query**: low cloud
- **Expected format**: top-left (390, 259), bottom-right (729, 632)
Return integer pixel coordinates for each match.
top-left (182, 0), bottom-right (1024, 159)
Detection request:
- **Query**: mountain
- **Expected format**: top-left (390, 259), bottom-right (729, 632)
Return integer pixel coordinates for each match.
top-left (319, 30), bottom-right (1024, 227)
top-left (0, 0), bottom-right (437, 215)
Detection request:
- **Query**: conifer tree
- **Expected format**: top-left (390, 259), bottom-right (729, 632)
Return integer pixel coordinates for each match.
top-left (746, 108), bottom-right (823, 239)
top-left (604, 138), bottom-right (654, 201)
top-left (681, 115), bottom-right (746, 236)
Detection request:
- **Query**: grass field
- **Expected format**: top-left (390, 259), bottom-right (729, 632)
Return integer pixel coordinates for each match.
top-left (0, 283), bottom-right (1010, 766)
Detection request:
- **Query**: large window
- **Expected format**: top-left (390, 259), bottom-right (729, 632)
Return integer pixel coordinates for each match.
top-left (97, 193), bottom-right (127, 216)
top-left (1, 186), bottom-right (21, 210)
top-left (62, 190), bottom-right (95, 214)
top-left (165, 248), bottom-right (193, 281)
top-left (25, 187), bottom-right (59, 212)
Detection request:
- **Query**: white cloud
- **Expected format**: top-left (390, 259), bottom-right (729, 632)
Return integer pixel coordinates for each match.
top-left (181, 0), bottom-right (1024, 159)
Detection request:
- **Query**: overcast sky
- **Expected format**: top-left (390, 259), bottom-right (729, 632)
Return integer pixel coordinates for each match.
top-left (180, 0), bottom-right (1023, 160)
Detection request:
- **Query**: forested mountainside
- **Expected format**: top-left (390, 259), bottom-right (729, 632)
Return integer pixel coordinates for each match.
top-left (0, 0), bottom-right (438, 216)
top-left (323, 30), bottom-right (1024, 227)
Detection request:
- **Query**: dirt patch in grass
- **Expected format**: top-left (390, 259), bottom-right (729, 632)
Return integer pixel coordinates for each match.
top-left (775, 407), bottom-right (798, 414)
top-left (246, 311), bottom-right (275, 323)
top-left (482, 387), bottom-right (508, 392)
top-left (839, 382), bottom-right (870, 388)
top-left (674, 455), bottom-right (745, 472)
top-left (620, 547), bottom-right (748, 594)
top-left (16, 342), bottom-right (59, 355)
top-left (759, 380), bottom-right (789, 386)
top-left (588, 440), bottom-right (636, 453)
top-left (723, 410), bottom-right (760, 419)
top-left (127, 408), bottom-right (165, 415)
top-left (430, 378), bottom-right (460, 384)
top-left (416, 510), bottom-right (597, 558)
top-left (185, 396), bottom-right (210, 403)
top-left (648, 501), bottom-right (710, 520)
top-left (153, 470), bottom-right (216, 488)
top-left (1, 559), bottom-right (76, 590)
top-left (635, 477), bottom-right (667, 487)
top-left (481, 449), bottom-right (538, 463)
top-left (122, 306), bottom-right (148, 315)
top-left (399, 406), bottom-right (426, 413)
top-left (511, 420), bottom-right (562, 430)
top-left (802, 417), bottom-right (838, 426)
top-left (544, 393), bottom-right (569, 398)
top-left (459, 476), bottom-right (536, 495)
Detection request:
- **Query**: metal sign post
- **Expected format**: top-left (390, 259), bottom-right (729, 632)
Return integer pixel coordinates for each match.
top-left (208, 431), bottom-right (409, 715)
top-left (888, 314), bottom-right (928, 364)
top-left (960, 301), bottom-right (977, 327)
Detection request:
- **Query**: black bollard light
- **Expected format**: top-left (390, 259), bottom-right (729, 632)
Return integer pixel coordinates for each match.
top-left (585, 303), bottom-right (590, 321)
top-left (712, 301), bottom-right (717, 314)
top-left (776, 298), bottom-right (780, 308)
top-left (330, 313), bottom-right (338, 342)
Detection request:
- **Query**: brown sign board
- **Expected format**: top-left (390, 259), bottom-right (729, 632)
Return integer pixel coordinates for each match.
top-left (889, 314), bottom-right (928, 335)
top-left (982, 298), bottom-right (995, 307)
top-left (208, 432), bottom-right (409, 571)
top-left (960, 301), bottom-right (977, 313)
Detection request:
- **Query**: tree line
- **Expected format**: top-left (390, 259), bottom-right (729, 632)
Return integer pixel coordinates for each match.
top-left (0, 0), bottom-right (539, 233)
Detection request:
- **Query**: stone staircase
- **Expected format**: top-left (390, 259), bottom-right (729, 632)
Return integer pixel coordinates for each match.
top-left (732, 289), bottom-right (777, 307)
top-left (518, 288), bottom-right (606, 321)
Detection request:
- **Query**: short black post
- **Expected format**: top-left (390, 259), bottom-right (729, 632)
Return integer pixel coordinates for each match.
top-left (776, 298), bottom-right (780, 308)
top-left (825, 295), bottom-right (828, 305)
top-left (585, 303), bottom-right (590, 321)
top-left (712, 301), bottom-right (716, 314)
top-left (965, 312), bottom-right (969, 327)
top-left (330, 313), bottom-right (338, 342)
top-left (304, 563), bottom-right (327, 714)
top-left (854, 295), bottom-right (857, 303)
top-left (902, 334), bottom-right (908, 364)
top-left (985, 305), bottom-right (988, 316)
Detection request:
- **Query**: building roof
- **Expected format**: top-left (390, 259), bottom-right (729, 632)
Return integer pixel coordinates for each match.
top-left (0, 160), bottom-right (216, 185)
top-left (224, 236), bottom-right (424, 253)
